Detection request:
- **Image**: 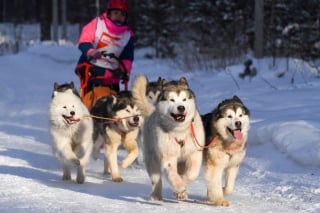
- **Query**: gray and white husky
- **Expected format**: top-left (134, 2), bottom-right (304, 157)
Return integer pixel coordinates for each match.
top-left (202, 95), bottom-right (250, 206)
top-left (48, 82), bottom-right (93, 184)
top-left (137, 76), bottom-right (166, 145)
top-left (146, 76), bottom-right (165, 105)
top-left (132, 74), bottom-right (205, 201)
top-left (90, 91), bottom-right (143, 182)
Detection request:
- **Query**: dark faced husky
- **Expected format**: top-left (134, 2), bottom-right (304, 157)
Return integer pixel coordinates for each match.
top-left (132, 74), bottom-right (205, 201)
top-left (90, 91), bottom-right (143, 182)
top-left (202, 96), bottom-right (250, 206)
top-left (48, 82), bottom-right (93, 184)
top-left (146, 77), bottom-right (165, 105)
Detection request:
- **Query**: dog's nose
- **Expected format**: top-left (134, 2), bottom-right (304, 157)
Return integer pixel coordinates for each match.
top-left (70, 111), bottom-right (75, 116)
top-left (235, 121), bottom-right (241, 129)
top-left (177, 106), bottom-right (185, 113)
top-left (133, 116), bottom-right (139, 122)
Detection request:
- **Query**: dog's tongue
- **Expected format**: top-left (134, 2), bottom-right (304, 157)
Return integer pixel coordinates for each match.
top-left (66, 117), bottom-right (80, 124)
top-left (70, 117), bottom-right (80, 122)
top-left (233, 130), bottom-right (243, 141)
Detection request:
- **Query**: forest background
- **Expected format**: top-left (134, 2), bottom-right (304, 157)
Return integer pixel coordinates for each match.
top-left (0, 0), bottom-right (319, 71)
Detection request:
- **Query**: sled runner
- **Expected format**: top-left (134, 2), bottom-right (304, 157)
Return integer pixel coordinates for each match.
top-left (76, 52), bottom-right (128, 110)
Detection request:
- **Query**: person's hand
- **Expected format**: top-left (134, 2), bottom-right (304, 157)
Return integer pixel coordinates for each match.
top-left (112, 69), bottom-right (124, 79)
top-left (87, 49), bottom-right (102, 60)
top-left (111, 69), bottom-right (129, 81)
top-left (122, 73), bottom-right (129, 81)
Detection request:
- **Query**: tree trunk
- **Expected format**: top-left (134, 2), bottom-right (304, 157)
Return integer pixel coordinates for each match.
top-left (40, 1), bottom-right (51, 41)
top-left (254, 0), bottom-right (264, 58)
top-left (2, 0), bottom-right (6, 22)
top-left (52, 0), bottom-right (59, 42)
top-left (61, 0), bottom-right (67, 40)
top-left (95, 0), bottom-right (100, 17)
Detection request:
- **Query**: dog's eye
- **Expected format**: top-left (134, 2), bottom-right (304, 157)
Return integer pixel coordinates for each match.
top-left (170, 99), bottom-right (175, 102)
top-left (182, 98), bottom-right (186, 102)
top-left (126, 109), bottom-right (130, 113)
top-left (63, 106), bottom-right (67, 109)
top-left (239, 114), bottom-right (243, 117)
top-left (228, 115), bottom-right (232, 118)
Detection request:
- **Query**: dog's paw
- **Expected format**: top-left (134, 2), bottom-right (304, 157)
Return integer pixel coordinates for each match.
top-left (76, 174), bottom-right (85, 184)
top-left (174, 190), bottom-right (188, 200)
top-left (112, 177), bottom-right (123, 182)
top-left (150, 195), bottom-right (162, 201)
top-left (62, 174), bottom-right (71, 181)
top-left (213, 199), bottom-right (229, 207)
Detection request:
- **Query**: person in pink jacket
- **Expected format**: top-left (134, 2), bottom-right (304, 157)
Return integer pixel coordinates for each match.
top-left (76, 0), bottom-right (134, 94)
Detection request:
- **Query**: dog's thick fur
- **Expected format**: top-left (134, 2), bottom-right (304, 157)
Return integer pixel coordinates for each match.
top-left (202, 96), bottom-right (250, 206)
top-left (48, 82), bottom-right (93, 184)
top-left (90, 91), bottom-right (143, 182)
top-left (132, 74), bottom-right (205, 200)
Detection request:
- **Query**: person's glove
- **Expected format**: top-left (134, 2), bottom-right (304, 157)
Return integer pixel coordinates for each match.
top-left (112, 69), bottom-right (125, 79)
top-left (121, 73), bottom-right (129, 82)
top-left (87, 49), bottom-right (102, 60)
top-left (111, 69), bottom-right (129, 81)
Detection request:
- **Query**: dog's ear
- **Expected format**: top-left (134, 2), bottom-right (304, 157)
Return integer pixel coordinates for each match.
top-left (161, 78), bottom-right (167, 84)
top-left (102, 95), bottom-right (117, 107)
top-left (156, 77), bottom-right (162, 84)
top-left (232, 96), bottom-right (250, 116)
top-left (233, 95), bottom-right (243, 104)
top-left (160, 78), bottom-right (167, 87)
top-left (110, 95), bottom-right (117, 105)
top-left (105, 96), bottom-right (116, 115)
top-left (160, 78), bottom-right (167, 90)
top-left (53, 82), bottom-right (59, 91)
top-left (179, 77), bottom-right (189, 87)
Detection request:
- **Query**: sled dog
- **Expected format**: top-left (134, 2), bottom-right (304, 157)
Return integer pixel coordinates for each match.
top-left (48, 82), bottom-right (93, 184)
top-left (202, 96), bottom-right (250, 206)
top-left (132, 74), bottom-right (205, 200)
top-left (90, 91), bottom-right (143, 182)
top-left (146, 77), bottom-right (165, 105)
top-left (138, 76), bottom-right (166, 144)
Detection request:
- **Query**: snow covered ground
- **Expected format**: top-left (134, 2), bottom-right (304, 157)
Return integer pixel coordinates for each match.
top-left (0, 43), bottom-right (319, 212)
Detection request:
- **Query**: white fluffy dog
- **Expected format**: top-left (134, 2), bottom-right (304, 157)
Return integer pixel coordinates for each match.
top-left (48, 82), bottom-right (93, 184)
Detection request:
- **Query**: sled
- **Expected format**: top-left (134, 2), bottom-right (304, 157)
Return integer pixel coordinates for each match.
top-left (76, 53), bottom-right (128, 110)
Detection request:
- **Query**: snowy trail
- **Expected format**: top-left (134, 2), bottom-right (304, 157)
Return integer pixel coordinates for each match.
top-left (0, 45), bottom-right (319, 212)
top-left (1, 127), bottom-right (319, 212)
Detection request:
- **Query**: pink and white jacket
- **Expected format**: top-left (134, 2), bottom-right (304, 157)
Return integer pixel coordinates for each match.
top-left (77, 12), bottom-right (134, 85)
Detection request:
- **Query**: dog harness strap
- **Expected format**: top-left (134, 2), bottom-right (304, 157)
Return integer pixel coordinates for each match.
top-left (190, 121), bottom-right (218, 150)
top-left (76, 62), bottom-right (93, 98)
top-left (86, 114), bottom-right (121, 122)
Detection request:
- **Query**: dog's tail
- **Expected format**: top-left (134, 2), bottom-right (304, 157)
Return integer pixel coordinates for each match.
top-left (132, 74), bottom-right (155, 117)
